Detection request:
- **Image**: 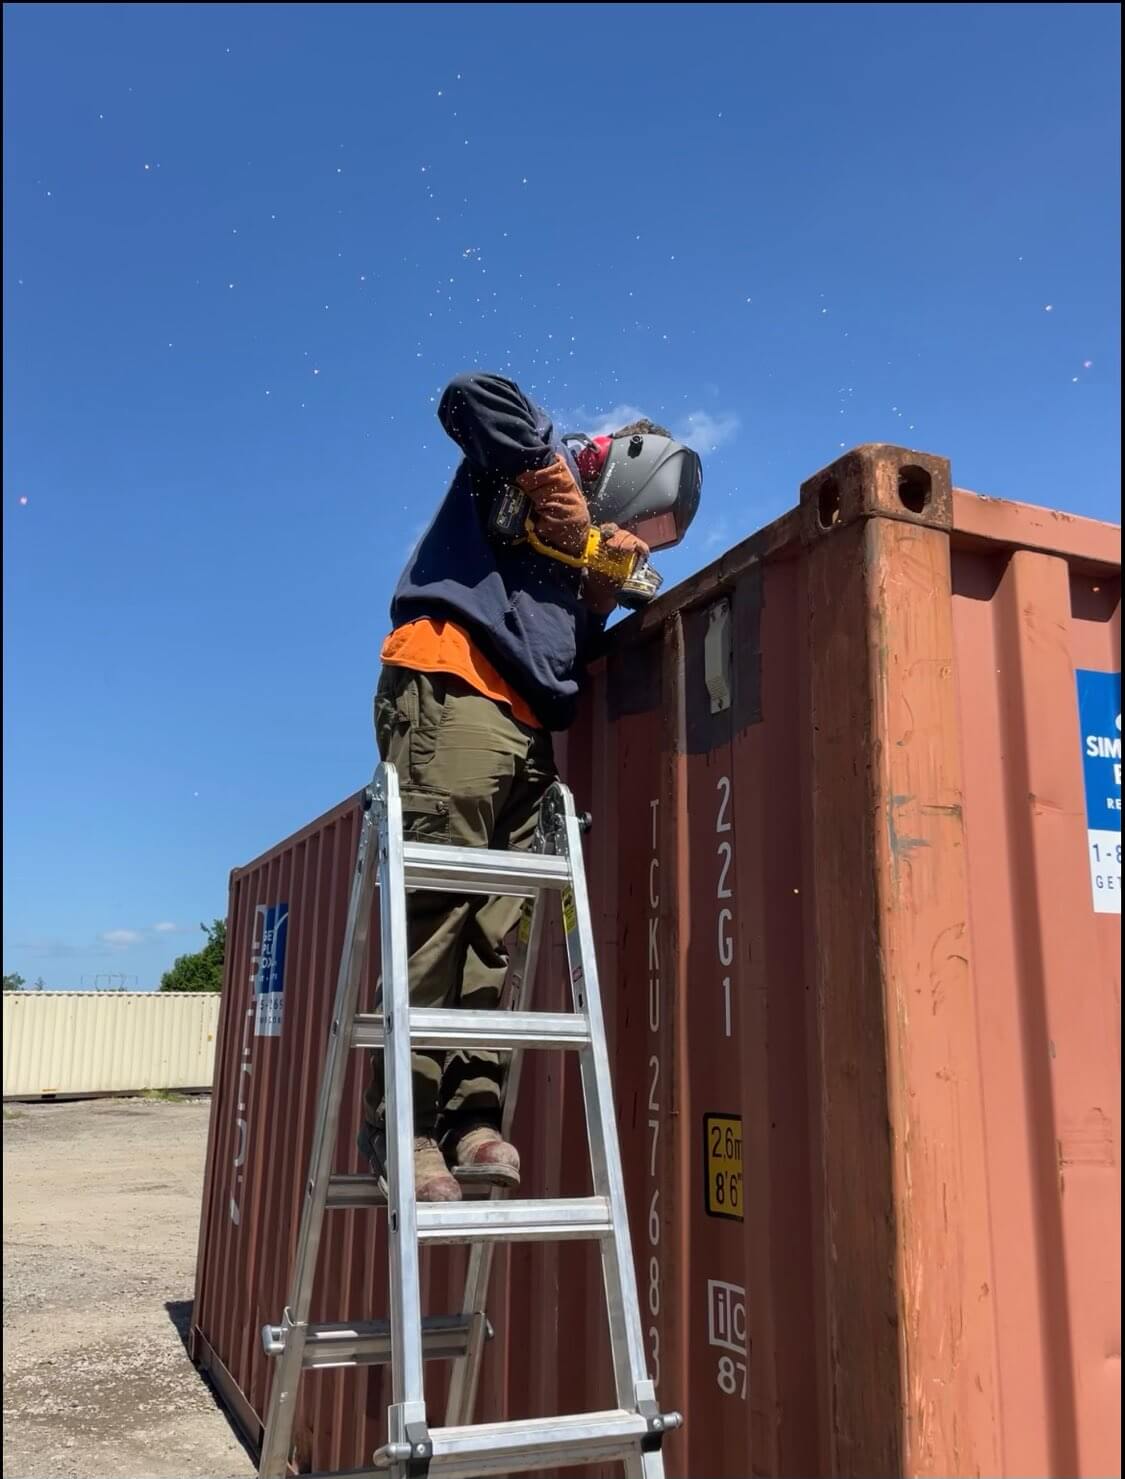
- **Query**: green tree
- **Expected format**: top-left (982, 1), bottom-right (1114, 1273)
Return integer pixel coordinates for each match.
top-left (160, 920), bottom-right (226, 993)
top-left (3, 973), bottom-right (26, 992)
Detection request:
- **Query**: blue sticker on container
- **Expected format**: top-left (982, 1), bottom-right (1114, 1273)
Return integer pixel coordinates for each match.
top-left (253, 903), bottom-right (289, 1036)
top-left (1076, 670), bottom-right (1121, 914)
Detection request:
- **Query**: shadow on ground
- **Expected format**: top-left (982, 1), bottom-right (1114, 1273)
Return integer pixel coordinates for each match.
top-left (165, 1299), bottom-right (259, 1471)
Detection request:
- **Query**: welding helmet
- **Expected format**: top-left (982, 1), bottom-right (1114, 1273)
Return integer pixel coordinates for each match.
top-left (564, 432), bottom-right (702, 551)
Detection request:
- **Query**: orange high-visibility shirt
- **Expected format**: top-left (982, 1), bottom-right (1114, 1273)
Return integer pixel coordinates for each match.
top-left (380, 619), bottom-right (543, 729)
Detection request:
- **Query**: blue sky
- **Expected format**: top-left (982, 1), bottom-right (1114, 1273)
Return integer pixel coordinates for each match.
top-left (3, 2), bottom-right (1120, 988)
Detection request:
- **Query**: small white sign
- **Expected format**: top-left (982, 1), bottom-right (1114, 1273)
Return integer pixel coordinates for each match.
top-left (707, 1279), bottom-right (747, 1355)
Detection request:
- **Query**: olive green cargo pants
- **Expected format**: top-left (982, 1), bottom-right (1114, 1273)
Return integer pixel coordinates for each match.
top-left (362, 666), bottom-right (556, 1140)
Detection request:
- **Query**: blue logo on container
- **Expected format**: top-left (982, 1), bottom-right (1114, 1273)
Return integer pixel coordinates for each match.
top-left (1076, 670), bottom-right (1121, 914)
top-left (253, 903), bottom-right (289, 1036)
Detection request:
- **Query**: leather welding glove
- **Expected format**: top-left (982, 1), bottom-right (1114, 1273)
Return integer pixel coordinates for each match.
top-left (515, 455), bottom-right (591, 558)
top-left (583, 524), bottom-right (651, 617)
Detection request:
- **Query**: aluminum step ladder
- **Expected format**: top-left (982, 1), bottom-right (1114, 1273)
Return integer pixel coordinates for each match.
top-left (258, 760), bottom-right (680, 1479)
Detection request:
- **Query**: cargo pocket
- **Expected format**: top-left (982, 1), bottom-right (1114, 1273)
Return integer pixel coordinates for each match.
top-left (400, 789), bottom-right (452, 845)
top-left (406, 673), bottom-right (452, 783)
top-left (374, 668), bottom-right (413, 764)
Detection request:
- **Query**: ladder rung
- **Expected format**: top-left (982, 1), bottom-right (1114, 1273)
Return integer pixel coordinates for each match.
top-left (374, 1408), bottom-right (682, 1477)
top-left (352, 1008), bottom-right (591, 1052)
top-left (325, 1175), bottom-right (493, 1210)
top-left (399, 841), bottom-right (570, 896)
top-left (326, 1174), bottom-right (387, 1210)
top-left (415, 1196), bottom-right (611, 1245)
top-left (261, 1314), bottom-right (486, 1369)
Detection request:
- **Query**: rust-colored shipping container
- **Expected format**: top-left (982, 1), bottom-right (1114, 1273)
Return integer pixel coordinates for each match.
top-left (191, 445), bottom-right (1121, 1477)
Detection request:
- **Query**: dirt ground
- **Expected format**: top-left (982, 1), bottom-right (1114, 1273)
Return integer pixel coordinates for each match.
top-left (3, 1097), bottom-right (255, 1479)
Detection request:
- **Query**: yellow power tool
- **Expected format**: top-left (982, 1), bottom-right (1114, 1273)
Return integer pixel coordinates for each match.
top-left (489, 484), bottom-right (664, 609)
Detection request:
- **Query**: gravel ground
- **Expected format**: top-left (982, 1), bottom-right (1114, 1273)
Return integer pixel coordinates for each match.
top-left (3, 1097), bottom-right (255, 1479)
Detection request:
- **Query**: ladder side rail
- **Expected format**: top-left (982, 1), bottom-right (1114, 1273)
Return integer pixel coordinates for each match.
top-left (549, 785), bottom-right (655, 1416)
top-left (376, 761), bottom-right (429, 1466)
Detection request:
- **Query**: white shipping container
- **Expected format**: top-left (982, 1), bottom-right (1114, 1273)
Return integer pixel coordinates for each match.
top-left (2, 991), bottom-right (220, 1099)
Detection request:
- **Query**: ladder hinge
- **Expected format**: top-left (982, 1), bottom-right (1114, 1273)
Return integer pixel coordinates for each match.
top-left (404, 1420), bottom-right (432, 1479)
top-left (642, 1415), bottom-right (669, 1453)
top-left (635, 1395), bottom-right (670, 1454)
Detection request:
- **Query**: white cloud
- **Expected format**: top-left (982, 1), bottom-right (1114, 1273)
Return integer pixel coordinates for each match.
top-left (152, 922), bottom-right (180, 933)
top-left (701, 518), bottom-right (731, 551)
top-left (403, 519), bottom-right (430, 560)
top-left (12, 937), bottom-right (100, 961)
top-left (100, 929), bottom-right (144, 948)
top-left (555, 403), bottom-right (741, 455)
top-left (578, 404), bottom-right (646, 437)
top-left (671, 410), bottom-right (740, 454)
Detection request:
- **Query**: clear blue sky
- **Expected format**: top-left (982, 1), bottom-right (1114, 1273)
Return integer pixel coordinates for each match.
top-left (3, 2), bottom-right (1120, 988)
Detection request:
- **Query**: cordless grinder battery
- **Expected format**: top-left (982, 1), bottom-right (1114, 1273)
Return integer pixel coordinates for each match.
top-left (489, 484), bottom-right (532, 542)
top-left (489, 484), bottom-right (663, 607)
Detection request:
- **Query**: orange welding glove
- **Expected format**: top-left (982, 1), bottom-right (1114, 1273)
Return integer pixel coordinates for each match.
top-left (515, 455), bottom-right (591, 558)
top-left (583, 524), bottom-right (651, 616)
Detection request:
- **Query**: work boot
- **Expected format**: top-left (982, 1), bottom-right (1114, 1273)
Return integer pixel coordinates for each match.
top-left (357, 1122), bottom-right (462, 1202)
top-left (445, 1121), bottom-right (521, 1189)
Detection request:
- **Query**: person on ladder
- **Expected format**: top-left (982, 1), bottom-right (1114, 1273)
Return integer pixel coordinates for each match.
top-left (358, 371), bottom-right (701, 1201)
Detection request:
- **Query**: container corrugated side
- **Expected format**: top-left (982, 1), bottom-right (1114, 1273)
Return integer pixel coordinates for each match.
top-left (2, 991), bottom-right (220, 1098)
top-left (192, 444), bottom-right (1120, 1477)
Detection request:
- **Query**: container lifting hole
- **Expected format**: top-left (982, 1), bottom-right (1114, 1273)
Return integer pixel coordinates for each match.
top-left (817, 478), bottom-right (841, 531)
top-left (705, 599), bottom-right (732, 715)
top-left (897, 465), bottom-right (932, 515)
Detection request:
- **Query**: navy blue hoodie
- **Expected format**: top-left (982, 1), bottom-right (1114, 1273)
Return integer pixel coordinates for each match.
top-left (390, 373), bottom-right (605, 732)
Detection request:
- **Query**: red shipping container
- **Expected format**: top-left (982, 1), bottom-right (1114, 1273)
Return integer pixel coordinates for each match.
top-left (191, 444), bottom-right (1121, 1477)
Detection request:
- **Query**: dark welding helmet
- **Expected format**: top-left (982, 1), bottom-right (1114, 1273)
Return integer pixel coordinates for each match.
top-left (582, 433), bottom-right (702, 551)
